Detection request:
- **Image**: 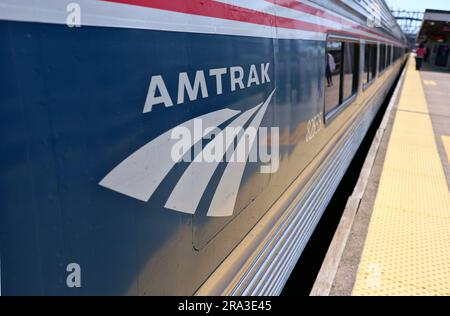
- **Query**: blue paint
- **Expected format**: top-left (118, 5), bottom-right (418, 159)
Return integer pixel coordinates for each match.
top-left (0, 20), bottom-right (332, 295)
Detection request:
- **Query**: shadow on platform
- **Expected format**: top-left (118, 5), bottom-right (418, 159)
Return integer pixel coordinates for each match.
top-left (419, 61), bottom-right (450, 73)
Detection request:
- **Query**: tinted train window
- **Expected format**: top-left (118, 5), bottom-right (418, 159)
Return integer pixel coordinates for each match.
top-left (379, 44), bottom-right (386, 72)
top-left (324, 40), bottom-right (359, 117)
top-left (397, 47), bottom-right (403, 60)
top-left (324, 41), bottom-right (342, 114)
top-left (395, 47), bottom-right (400, 60)
top-left (342, 42), bottom-right (359, 101)
top-left (396, 47), bottom-right (401, 60)
top-left (387, 46), bottom-right (392, 66)
top-left (364, 44), bottom-right (377, 84)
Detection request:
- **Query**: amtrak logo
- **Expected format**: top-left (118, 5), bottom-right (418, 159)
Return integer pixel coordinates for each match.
top-left (99, 89), bottom-right (278, 217)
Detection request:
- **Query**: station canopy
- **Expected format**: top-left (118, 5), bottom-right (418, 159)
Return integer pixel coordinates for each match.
top-left (417, 9), bottom-right (450, 44)
top-left (416, 9), bottom-right (450, 68)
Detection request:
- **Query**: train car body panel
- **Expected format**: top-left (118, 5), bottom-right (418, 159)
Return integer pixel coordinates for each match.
top-left (0, 0), bottom-right (407, 295)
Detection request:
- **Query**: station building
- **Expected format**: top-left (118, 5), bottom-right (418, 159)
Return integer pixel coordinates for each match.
top-left (417, 9), bottom-right (450, 69)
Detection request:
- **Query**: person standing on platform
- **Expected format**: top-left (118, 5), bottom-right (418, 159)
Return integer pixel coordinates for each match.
top-left (415, 44), bottom-right (427, 71)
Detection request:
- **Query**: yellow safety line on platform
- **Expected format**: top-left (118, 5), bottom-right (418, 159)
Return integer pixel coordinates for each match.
top-left (352, 58), bottom-right (450, 295)
top-left (442, 136), bottom-right (450, 164)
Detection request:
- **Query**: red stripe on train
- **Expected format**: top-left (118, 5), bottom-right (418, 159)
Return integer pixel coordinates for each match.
top-left (102, 0), bottom-right (396, 43)
top-left (102, 0), bottom-right (322, 32)
top-left (266, 0), bottom-right (396, 43)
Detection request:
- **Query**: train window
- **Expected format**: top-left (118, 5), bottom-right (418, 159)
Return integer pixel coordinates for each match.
top-left (324, 39), bottom-right (359, 118)
top-left (364, 43), bottom-right (377, 85)
top-left (379, 44), bottom-right (386, 72)
top-left (324, 41), bottom-right (342, 114)
top-left (386, 45), bottom-right (392, 66)
top-left (386, 46), bottom-right (390, 66)
top-left (397, 47), bottom-right (402, 60)
top-left (370, 45), bottom-right (377, 79)
top-left (364, 44), bottom-right (370, 83)
top-left (384, 45), bottom-right (388, 68)
top-left (342, 42), bottom-right (359, 101)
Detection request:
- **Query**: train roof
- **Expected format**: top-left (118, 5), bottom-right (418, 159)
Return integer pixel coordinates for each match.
top-left (311, 0), bottom-right (407, 44)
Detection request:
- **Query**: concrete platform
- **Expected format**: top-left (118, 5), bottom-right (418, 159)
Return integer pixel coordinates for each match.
top-left (311, 56), bottom-right (450, 296)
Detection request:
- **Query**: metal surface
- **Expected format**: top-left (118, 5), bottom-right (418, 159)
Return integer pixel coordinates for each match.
top-left (0, 0), bottom-right (406, 295)
top-left (196, 58), bottom-right (404, 296)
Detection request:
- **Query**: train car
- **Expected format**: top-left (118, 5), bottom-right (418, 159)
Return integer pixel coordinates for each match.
top-left (0, 0), bottom-right (407, 295)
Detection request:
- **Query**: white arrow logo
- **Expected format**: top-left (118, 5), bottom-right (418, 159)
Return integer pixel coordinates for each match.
top-left (99, 89), bottom-right (276, 217)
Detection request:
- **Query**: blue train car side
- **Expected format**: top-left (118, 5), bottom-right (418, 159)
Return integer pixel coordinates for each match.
top-left (0, 0), bottom-right (407, 295)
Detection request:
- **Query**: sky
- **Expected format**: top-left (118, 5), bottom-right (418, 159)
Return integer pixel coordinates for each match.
top-left (386, 0), bottom-right (450, 12)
